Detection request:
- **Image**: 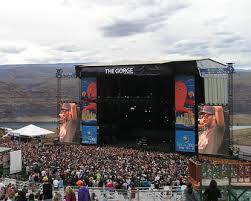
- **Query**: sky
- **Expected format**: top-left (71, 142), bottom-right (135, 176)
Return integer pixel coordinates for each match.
top-left (0, 0), bottom-right (250, 69)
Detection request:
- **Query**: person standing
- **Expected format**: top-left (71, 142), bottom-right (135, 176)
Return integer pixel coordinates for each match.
top-left (184, 182), bottom-right (198, 201)
top-left (77, 180), bottom-right (90, 201)
top-left (53, 178), bottom-right (59, 190)
top-left (204, 180), bottom-right (221, 201)
top-left (59, 103), bottom-right (77, 143)
top-left (42, 177), bottom-right (53, 201)
top-left (53, 192), bottom-right (61, 201)
top-left (198, 106), bottom-right (225, 155)
top-left (65, 186), bottom-right (76, 201)
top-left (28, 193), bottom-right (35, 201)
top-left (0, 179), bottom-right (5, 191)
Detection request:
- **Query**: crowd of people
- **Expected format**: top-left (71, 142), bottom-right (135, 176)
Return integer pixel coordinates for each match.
top-left (1, 141), bottom-right (189, 190)
top-left (0, 139), bottom-right (227, 201)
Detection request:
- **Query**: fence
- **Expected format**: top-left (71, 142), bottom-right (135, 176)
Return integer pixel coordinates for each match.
top-left (56, 187), bottom-right (186, 201)
top-left (1, 178), bottom-right (185, 201)
top-left (238, 150), bottom-right (251, 162)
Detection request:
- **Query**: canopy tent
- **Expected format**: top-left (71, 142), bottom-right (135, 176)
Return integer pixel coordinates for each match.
top-left (0, 147), bottom-right (12, 154)
top-left (11, 124), bottom-right (54, 138)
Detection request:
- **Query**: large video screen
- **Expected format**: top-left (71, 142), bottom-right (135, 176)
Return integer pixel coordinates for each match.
top-left (81, 78), bottom-right (97, 125)
top-left (198, 105), bottom-right (229, 155)
top-left (59, 102), bottom-right (78, 143)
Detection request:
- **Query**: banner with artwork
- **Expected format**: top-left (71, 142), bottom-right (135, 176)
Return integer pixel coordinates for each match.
top-left (82, 125), bottom-right (97, 144)
top-left (81, 78), bottom-right (97, 125)
top-left (175, 75), bottom-right (195, 130)
top-left (175, 130), bottom-right (195, 153)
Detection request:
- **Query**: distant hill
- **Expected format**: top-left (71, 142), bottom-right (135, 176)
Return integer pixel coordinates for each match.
top-left (0, 64), bottom-right (79, 122)
top-left (0, 64), bottom-right (250, 122)
top-left (233, 71), bottom-right (251, 114)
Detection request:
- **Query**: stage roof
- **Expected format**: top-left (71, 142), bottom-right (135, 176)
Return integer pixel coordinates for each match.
top-left (75, 58), bottom-right (225, 67)
top-left (75, 58), bottom-right (230, 78)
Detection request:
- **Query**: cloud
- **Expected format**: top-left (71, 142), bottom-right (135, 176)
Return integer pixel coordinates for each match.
top-left (211, 34), bottom-right (249, 55)
top-left (60, 0), bottom-right (71, 6)
top-left (102, 20), bottom-right (148, 37)
top-left (0, 53), bottom-right (8, 63)
top-left (164, 31), bottom-right (251, 63)
top-left (239, 47), bottom-right (251, 53)
top-left (213, 31), bottom-right (233, 36)
top-left (0, 46), bottom-right (26, 54)
top-left (0, 0), bottom-right (250, 69)
top-left (203, 16), bottom-right (227, 26)
top-left (221, 35), bottom-right (243, 44)
top-left (166, 39), bottom-right (210, 57)
top-left (101, 0), bottom-right (190, 37)
top-left (55, 44), bottom-right (81, 53)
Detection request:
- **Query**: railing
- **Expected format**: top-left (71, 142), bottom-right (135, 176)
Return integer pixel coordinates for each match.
top-left (201, 162), bottom-right (251, 185)
top-left (2, 178), bottom-right (42, 192)
top-left (238, 150), bottom-right (251, 162)
top-left (55, 187), bottom-right (185, 201)
top-left (3, 177), bottom-right (251, 200)
top-left (1, 178), bottom-right (185, 201)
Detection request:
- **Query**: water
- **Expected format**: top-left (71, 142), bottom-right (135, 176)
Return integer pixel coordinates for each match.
top-left (1, 123), bottom-right (250, 131)
top-left (232, 125), bottom-right (251, 130)
top-left (0, 122), bottom-right (57, 131)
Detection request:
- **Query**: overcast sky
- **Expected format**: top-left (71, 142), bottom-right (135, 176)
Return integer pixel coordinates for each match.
top-left (0, 0), bottom-right (250, 68)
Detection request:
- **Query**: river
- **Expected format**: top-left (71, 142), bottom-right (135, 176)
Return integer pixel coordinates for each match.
top-left (1, 122), bottom-right (251, 131)
top-left (0, 122), bottom-right (57, 130)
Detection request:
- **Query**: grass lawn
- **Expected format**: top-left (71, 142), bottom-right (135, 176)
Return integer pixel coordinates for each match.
top-left (233, 128), bottom-right (251, 145)
top-left (233, 114), bottom-right (251, 125)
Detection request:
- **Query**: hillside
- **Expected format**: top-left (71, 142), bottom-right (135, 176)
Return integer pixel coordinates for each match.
top-left (0, 65), bottom-right (79, 122)
top-left (233, 72), bottom-right (251, 114)
top-left (0, 65), bottom-right (250, 123)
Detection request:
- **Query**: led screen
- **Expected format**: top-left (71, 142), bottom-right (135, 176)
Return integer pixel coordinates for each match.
top-left (59, 102), bottom-right (78, 143)
top-left (198, 105), bottom-right (229, 155)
